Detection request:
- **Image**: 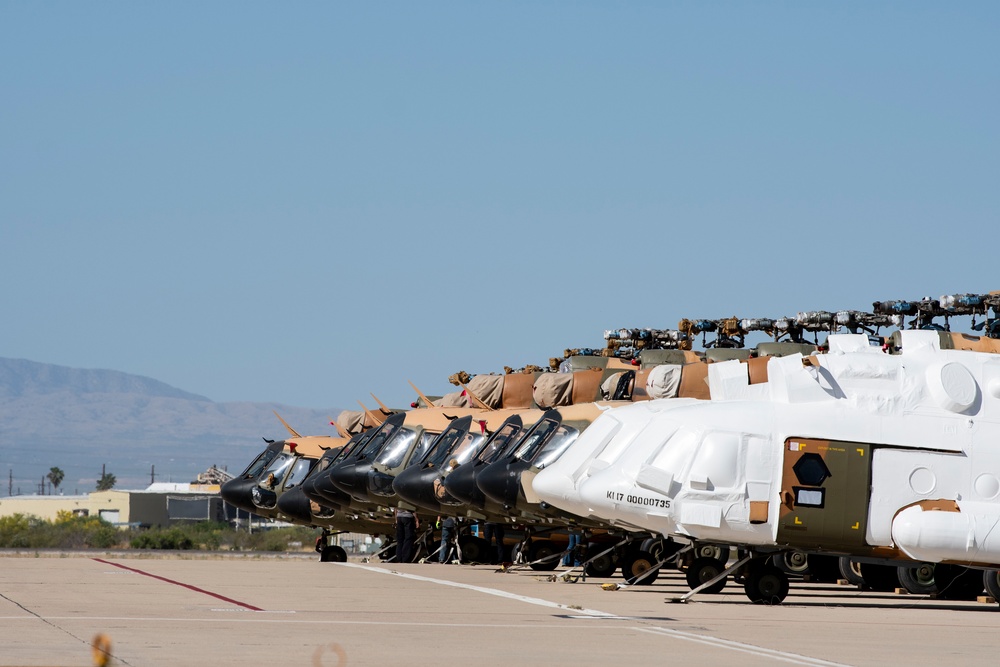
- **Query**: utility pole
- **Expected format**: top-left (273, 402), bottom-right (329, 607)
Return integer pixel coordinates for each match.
top-left (150, 465), bottom-right (155, 485)
top-left (8, 469), bottom-right (12, 497)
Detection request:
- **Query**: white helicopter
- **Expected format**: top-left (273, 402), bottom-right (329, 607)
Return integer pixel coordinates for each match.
top-left (534, 328), bottom-right (1000, 603)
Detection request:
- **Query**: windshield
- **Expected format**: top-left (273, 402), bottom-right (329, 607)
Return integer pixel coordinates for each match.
top-left (374, 427), bottom-right (419, 468)
top-left (450, 432), bottom-right (486, 467)
top-left (421, 426), bottom-right (468, 468)
top-left (282, 458), bottom-right (314, 490)
top-left (513, 418), bottom-right (562, 462)
top-left (412, 432), bottom-right (436, 464)
top-left (241, 447), bottom-right (279, 478)
top-left (476, 423), bottom-right (524, 463)
top-left (532, 425), bottom-right (581, 469)
top-left (357, 420), bottom-right (403, 460)
top-left (259, 453), bottom-right (294, 487)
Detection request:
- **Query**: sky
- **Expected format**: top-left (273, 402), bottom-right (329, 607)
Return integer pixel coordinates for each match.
top-left (2, 2), bottom-right (998, 414)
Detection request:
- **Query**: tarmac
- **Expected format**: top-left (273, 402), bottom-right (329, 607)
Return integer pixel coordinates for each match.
top-left (1, 552), bottom-right (999, 667)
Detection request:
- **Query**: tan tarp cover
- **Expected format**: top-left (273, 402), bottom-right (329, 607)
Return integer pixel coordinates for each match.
top-left (678, 361), bottom-right (711, 400)
top-left (502, 372), bottom-right (536, 408)
top-left (571, 369), bottom-right (604, 404)
top-left (646, 364), bottom-right (682, 399)
top-left (435, 389), bottom-right (469, 408)
top-left (336, 410), bottom-right (366, 434)
top-left (533, 373), bottom-right (574, 408)
top-left (747, 356), bottom-right (770, 385)
top-left (631, 369), bottom-right (652, 401)
top-left (467, 374), bottom-right (505, 408)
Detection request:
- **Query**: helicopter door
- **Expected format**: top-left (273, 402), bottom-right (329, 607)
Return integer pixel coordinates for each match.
top-left (776, 438), bottom-right (872, 551)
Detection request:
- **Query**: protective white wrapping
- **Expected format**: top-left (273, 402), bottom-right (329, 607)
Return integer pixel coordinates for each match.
top-left (646, 364), bottom-right (682, 399)
top-left (601, 372), bottom-right (624, 400)
top-left (533, 373), bottom-right (573, 408)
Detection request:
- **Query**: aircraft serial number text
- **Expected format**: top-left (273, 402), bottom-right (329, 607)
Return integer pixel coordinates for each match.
top-left (606, 490), bottom-right (670, 509)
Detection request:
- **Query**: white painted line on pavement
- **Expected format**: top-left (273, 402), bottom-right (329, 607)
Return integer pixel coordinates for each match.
top-left (635, 627), bottom-right (853, 667)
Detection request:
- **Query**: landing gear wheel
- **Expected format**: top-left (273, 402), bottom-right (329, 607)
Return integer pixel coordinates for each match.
top-left (528, 540), bottom-right (561, 571)
top-left (695, 544), bottom-right (730, 563)
top-left (773, 550), bottom-right (809, 575)
top-left (838, 557), bottom-right (864, 586)
top-left (685, 557), bottom-right (728, 594)
top-left (457, 536), bottom-right (490, 564)
top-left (859, 563), bottom-right (900, 592)
top-left (983, 570), bottom-right (1000, 600)
top-left (621, 550), bottom-right (658, 585)
top-left (744, 564), bottom-right (790, 604)
top-left (641, 537), bottom-right (682, 568)
top-left (320, 545), bottom-right (347, 562)
top-left (585, 549), bottom-right (618, 578)
top-left (897, 563), bottom-right (937, 595)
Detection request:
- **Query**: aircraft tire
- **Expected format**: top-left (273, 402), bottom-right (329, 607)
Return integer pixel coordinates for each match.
top-left (685, 557), bottom-right (728, 594)
top-left (527, 540), bottom-right (560, 571)
top-left (934, 564), bottom-right (984, 600)
top-left (457, 536), bottom-right (490, 564)
top-left (837, 557), bottom-right (865, 586)
top-left (772, 550), bottom-right (809, 575)
top-left (983, 570), bottom-right (1000, 600)
top-left (897, 563), bottom-right (937, 595)
top-left (859, 563), bottom-right (900, 592)
top-left (320, 546), bottom-right (347, 563)
top-left (621, 550), bottom-right (658, 585)
top-left (584, 549), bottom-right (617, 578)
top-left (695, 543), bottom-right (730, 564)
top-left (743, 564), bottom-right (789, 605)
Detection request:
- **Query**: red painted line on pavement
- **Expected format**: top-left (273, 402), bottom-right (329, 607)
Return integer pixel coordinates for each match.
top-left (92, 558), bottom-right (264, 611)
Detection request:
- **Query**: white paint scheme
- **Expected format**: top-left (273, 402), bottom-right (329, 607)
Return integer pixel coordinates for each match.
top-left (534, 331), bottom-right (1000, 566)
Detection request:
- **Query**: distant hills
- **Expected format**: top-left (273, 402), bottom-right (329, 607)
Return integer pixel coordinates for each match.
top-left (0, 358), bottom-right (342, 495)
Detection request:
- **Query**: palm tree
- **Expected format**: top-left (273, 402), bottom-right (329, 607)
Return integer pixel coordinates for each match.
top-left (47, 467), bottom-right (65, 494)
top-left (96, 472), bottom-right (116, 491)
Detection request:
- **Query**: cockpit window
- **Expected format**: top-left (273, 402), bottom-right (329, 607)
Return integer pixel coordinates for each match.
top-left (282, 458), bottom-right (313, 490)
top-left (374, 427), bottom-right (419, 469)
top-left (513, 419), bottom-right (561, 462)
top-left (476, 423), bottom-right (524, 463)
top-left (422, 426), bottom-right (468, 468)
top-left (647, 427), bottom-right (699, 475)
top-left (532, 425), bottom-right (581, 469)
top-left (357, 420), bottom-right (402, 460)
top-left (449, 432), bottom-right (486, 467)
top-left (411, 432), bottom-right (437, 464)
top-left (242, 448), bottom-right (279, 478)
top-left (259, 453), bottom-right (294, 487)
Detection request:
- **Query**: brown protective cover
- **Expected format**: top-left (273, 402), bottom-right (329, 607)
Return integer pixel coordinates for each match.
top-left (571, 369), bottom-right (604, 404)
top-left (747, 356), bottom-right (770, 385)
top-left (946, 333), bottom-right (1000, 354)
top-left (631, 369), bottom-right (652, 401)
top-left (435, 389), bottom-right (469, 408)
top-left (749, 501), bottom-right (769, 524)
top-left (677, 361), bottom-right (711, 400)
top-left (336, 410), bottom-right (366, 434)
top-left (501, 372), bottom-right (536, 408)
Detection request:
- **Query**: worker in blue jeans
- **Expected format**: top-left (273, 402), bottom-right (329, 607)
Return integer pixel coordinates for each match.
top-left (563, 529), bottom-right (583, 567)
top-left (438, 516), bottom-right (456, 563)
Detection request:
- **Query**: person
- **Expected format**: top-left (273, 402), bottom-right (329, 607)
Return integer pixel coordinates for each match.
top-left (563, 529), bottom-right (583, 567)
top-left (483, 521), bottom-right (505, 564)
top-left (437, 516), bottom-right (456, 563)
top-left (394, 507), bottom-right (419, 563)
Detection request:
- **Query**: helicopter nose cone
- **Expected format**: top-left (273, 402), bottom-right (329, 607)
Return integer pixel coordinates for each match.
top-left (329, 462), bottom-right (372, 502)
top-left (477, 460), bottom-right (526, 508)
top-left (276, 486), bottom-right (314, 524)
top-left (530, 467), bottom-right (578, 513)
top-left (392, 466), bottom-right (443, 511)
top-left (221, 477), bottom-right (259, 513)
top-left (442, 463), bottom-right (485, 507)
top-left (366, 469), bottom-right (397, 498)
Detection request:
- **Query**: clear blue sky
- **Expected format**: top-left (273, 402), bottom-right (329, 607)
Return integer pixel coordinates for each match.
top-left (2, 2), bottom-right (998, 413)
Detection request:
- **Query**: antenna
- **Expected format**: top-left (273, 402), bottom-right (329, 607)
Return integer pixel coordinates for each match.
top-left (357, 401), bottom-right (385, 426)
top-left (329, 417), bottom-right (350, 438)
top-left (272, 411), bottom-right (302, 438)
top-left (407, 380), bottom-right (436, 409)
top-left (370, 393), bottom-right (393, 415)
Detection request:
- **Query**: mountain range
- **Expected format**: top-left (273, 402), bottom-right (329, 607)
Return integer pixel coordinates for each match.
top-left (0, 358), bottom-right (342, 495)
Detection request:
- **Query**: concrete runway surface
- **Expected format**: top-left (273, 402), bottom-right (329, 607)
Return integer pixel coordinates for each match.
top-left (1, 553), bottom-right (998, 667)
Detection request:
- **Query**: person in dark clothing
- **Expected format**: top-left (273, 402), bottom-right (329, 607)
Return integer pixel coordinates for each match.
top-left (395, 507), bottom-right (419, 562)
top-left (483, 521), bottom-right (505, 564)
